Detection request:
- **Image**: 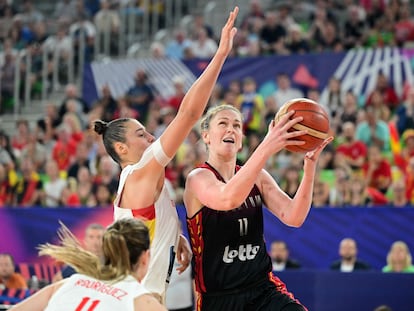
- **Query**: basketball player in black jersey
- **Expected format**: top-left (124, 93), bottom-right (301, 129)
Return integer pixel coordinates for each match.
top-left (184, 105), bottom-right (333, 310)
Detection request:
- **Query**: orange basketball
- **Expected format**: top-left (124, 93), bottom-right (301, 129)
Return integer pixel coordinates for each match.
top-left (275, 98), bottom-right (330, 153)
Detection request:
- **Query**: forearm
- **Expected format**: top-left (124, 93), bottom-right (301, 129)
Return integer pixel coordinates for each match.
top-left (221, 144), bottom-right (271, 209)
top-left (287, 161), bottom-right (317, 226)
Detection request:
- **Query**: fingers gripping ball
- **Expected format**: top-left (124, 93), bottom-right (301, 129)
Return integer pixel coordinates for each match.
top-left (275, 98), bottom-right (330, 153)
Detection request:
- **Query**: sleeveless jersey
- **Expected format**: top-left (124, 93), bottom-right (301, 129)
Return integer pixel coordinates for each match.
top-left (113, 141), bottom-right (180, 297)
top-left (187, 163), bottom-right (272, 294)
top-left (44, 274), bottom-right (148, 311)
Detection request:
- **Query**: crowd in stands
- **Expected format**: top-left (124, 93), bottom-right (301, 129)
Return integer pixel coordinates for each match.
top-left (0, 1), bottom-right (412, 208)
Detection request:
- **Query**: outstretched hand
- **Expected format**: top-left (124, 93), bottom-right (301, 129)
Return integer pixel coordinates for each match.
top-left (304, 136), bottom-right (334, 162)
top-left (217, 6), bottom-right (239, 56)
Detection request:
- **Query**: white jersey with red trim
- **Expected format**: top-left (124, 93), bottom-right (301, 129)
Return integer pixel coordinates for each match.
top-left (113, 141), bottom-right (180, 297)
top-left (44, 274), bottom-right (148, 311)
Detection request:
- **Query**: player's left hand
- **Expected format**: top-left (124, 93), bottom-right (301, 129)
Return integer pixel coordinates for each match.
top-left (304, 136), bottom-right (334, 162)
top-left (176, 235), bottom-right (192, 274)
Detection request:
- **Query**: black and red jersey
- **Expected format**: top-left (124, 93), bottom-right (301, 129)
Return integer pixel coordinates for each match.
top-left (187, 162), bottom-right (272, 294)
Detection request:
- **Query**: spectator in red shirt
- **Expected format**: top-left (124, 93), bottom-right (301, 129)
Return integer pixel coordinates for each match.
top-left (166, 75), bottom-right (186, 111)
top-left (366, 71), bottom-right (399, 111)
top-left (335, 121), bottom-right (367, 171)
top-left (362, 144), bottom-right (392, 195)
top-left (51, 124), bottom-right (78, 171)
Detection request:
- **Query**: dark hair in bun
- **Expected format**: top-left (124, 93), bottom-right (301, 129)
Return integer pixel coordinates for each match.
top-left (94, 120), bottom-right (108, 135)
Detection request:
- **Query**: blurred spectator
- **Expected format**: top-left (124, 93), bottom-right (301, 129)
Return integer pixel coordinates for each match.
top-left (165, 28), bottom-right (192, 60)
top-left (366, 72), bottom-right (399, 112)
top-left (382, 241), bottom-right (414, 273)
top-left (53, 0), bottom-right (77, 22)
top-left (20, 0), bottom-right (44, 24)
top-left (236, 77), bottom-right (264, 135)
top-left (92, 154), bottom-right (119, 195)
top-left (362, 0), bottom-right (386, 29)
top-left (20, 133), bottom-right (47, 172)
top-left (343, 4), bottom-right (367, 49)
top-left (312, 172), bottom-right (331, 207)
top-left (41, 160), bottom-right (67, 207)
top-left (190, 27), bottom-right (217, 59)
top-left (0, 50), bottom-right (16, 114)
top-left (125, 69), bottom-right (154, 124)
top-left (368, 89), bottom-right (391, 122)
top-left (270, 240), bottom-right (301, 271)
top-left (69, 11), bottom-right (96, 64)
top-left (280, 165), bottom-right (301, 198)
top-left (208, 83), bottom-right (224, 108)
top-left (11, 157), bottom-right (42, 206)
top-left (329, 165), bottom-right (352, 207)
top-left (320, 77), bottom-right (344, 132)
top-left (0, 131), bottom-right (16, 169)
top-left (394, 3), bottom-right (414, 47)
top-left (259, 11), bottom-right (286, 55)
top-left (395, 87), bottom-right (414, 136)
top-left (238, 131), bottom-right (262, 165)
top-left (0, 0), bottom-right (16, 17)
top-left (189, 12), bottom-right (214, 40)
top-left (94, 0), bottom-right (120, 56)
top-left (93, 183), bottom-right (112, 207)
top-left (75, 165), bottom-right (96, 206)
top-left (36, 103), bottom-right (60, 154)
top-left (58, 84), bottom-right (90, 125)
top-left (67, 141), bottom-right (92, 179)
top-left (11, 119), bottom-right (31, 156)
top-left (362, 144), bottom-right (392, 195)
top-left (355, 106), bottom-right (390, 151)
top-left (272, 73), bottom-right (303, 108)
top-left (339, 91), bottom-right (359, 127)
top-left (390, 179), bottom-right (410, 208)
top-left (93, 84), bottom-right (117, 122)
top-left (154, 106), bottom-right (175, 139)
top-left (0, 253), bottom-right (27, 289)
top-left (51, 124), bottom-right (78, 172)
top-left (60, 177), bottom-right (81, 207)
top-left (239, 0), bottom-right (265, 33)
top-left (0, 163), bottom-right (11, 206)
top-left (335, 121), bottom-right (367, 171)
top-left (84, 0), bottom-right (101, 17)
top-left (166, 75), bottom-right (186, 111)
top-left (285, 23), bottom-right (310, 54)
top-left (330, 238), bottom-right (371, 272)
top-left (43, 27), bottom-right (73, 85)
top-left (53, 223), bottom-right (105, 282)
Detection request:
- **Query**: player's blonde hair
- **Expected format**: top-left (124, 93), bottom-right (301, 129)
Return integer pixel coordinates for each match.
top-left (200, 104), bottom-right (243, 132)
top-left (38, 218), bottom-right (150, 281)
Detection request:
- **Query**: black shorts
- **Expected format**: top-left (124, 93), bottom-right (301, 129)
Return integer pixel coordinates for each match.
top-left (198, 278), bottom-right (307, 311)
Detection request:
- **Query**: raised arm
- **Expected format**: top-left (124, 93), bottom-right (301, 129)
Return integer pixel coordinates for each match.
top-left (159, 7), bottom-right (238, 158)
top-left (259, 136), bottom-right (333, 227)
top-left (185, 112), bottom-right (308, 216)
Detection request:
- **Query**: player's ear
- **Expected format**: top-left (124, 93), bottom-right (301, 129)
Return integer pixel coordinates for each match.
top-left (114, 142), bottom-right (127, 155)
top-left (202, 131), bottom-right (209, 145)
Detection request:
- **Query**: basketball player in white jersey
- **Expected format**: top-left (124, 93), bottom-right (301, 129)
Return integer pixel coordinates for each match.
top-left (92, 7), bottom-right (239, 303)
top-left (11, 218), bottom-right (166, 311)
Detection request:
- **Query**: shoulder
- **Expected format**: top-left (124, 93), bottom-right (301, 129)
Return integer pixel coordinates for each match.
top-left (186, 167), bottom-right (211, 181)
top-left (330, 260), bottom-right (341, 269)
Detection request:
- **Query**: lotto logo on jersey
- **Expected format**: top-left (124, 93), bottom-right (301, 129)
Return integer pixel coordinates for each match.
top-left (222, 244), bottom-right (260, 263)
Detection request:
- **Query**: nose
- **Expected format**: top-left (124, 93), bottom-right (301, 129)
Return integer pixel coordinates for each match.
top-left (147, 132), bottom-right (155, 142)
